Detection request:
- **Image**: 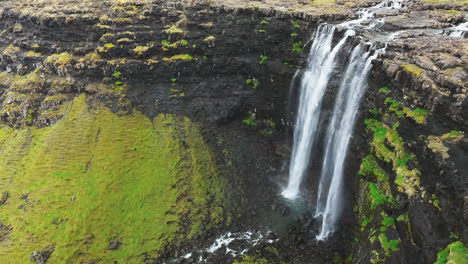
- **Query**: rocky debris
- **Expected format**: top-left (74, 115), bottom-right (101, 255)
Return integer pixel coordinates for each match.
top-left (29, 247), bottom-right (54, 264)
top-left (0, 191), bottom-right (9, 206)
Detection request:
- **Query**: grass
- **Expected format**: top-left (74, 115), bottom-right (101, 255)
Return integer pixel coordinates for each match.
top-left (0, 95), bottom-right (227, 263)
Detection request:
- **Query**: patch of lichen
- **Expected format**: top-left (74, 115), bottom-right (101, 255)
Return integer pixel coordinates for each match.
top-left (434, 241), bottom-right (468, 264)
top-left (0, 95), bottom-right (227, 263)
top-left (427, 130), bottom-right (464, 159)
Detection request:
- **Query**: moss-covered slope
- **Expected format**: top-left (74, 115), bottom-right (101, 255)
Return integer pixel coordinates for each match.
top-left (0, 95), bottom-right (227, 263)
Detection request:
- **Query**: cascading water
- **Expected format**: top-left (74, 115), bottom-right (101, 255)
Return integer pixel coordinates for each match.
top-left (315, 44), bottom-right (382, 240)
top-left (282, 0), bottom-right (405, 239)
top-left (281, 26), bottom-right (354, 199)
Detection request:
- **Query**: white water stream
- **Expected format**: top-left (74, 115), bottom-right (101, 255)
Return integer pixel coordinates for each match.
top-left (282, 0), bottom-right (404, 239)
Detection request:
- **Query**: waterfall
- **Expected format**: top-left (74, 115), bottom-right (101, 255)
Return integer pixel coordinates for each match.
top-left (282, 0), bottom-right (405, 239)
top-left (281, 26), bottom-right (354, 199)
top-left (315, 44), bottom-right (381, 240)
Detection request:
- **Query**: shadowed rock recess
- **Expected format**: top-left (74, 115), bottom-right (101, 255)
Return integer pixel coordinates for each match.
top-left (0, 0), bottom-right (466, 263)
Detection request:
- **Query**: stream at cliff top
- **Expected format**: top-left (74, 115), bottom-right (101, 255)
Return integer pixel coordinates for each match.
top-left (282, 0), bottom-right (405, 240)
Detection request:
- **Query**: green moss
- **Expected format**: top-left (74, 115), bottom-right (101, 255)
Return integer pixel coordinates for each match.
top-left (365, 119), bottom-right (421, 197)
top-left (441, 130), bottom-right (464, 140)
top-left (379, 87), bottom-right (390, 94)
top-left (116, 38), bottom-right (133, 44)
top-left (0, 95), bottom-right (227, 263)
top-left (428, 130), bottom-right (464, 160)
top-left (233, 255), bottom-right (270, 264)
top-left (404, 107), bottom-right (429, 124)
top-left (97, 43), bottom-right (116, 53)
top-left (246, 79), bottom-right (259, 89)
top-left (435, 241), bottom-right (468, 264)
top-left (380, 215), bottom-right (395, 232)
top-left (161, 39), bottom-right (188, 51)
top-left (292, 41), bottom-right (303, 54)
top-left (384, 98), bottom-right (429, 124)
top-left (162, 54), bottom-right (193, 62)
top-left (25, 51), bottom-right (42, 57)
top-left (163, 25), bottom-right (185, 35)
top-left (204, 36), bottom-right (216, 42)
top-left (368, 183), bottom-right (391, 210)
top-left (132, 45), bottom-right (150, 55)
top-left (10, 71), bottom-right (44, 93)
top-left (378, 233), bottom-right (399, 256)
top-left (44, 52), bottom-right (74, 71)
top-left (359, 155), bottom-right (387, 183)
top-left (2, 44), bottom-right (20, 56)
top-left (401, 64), bottom-right (424, 77)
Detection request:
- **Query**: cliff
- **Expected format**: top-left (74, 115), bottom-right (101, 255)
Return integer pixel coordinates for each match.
top-left (0, 0), bottom-right (466, 264)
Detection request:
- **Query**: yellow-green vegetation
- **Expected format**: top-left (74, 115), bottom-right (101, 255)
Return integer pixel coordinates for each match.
top-left (204, 36), bottom-right (216, 42)
top-left (44, 52), bottom-right (74, 71)
top-left (97, 43), bottom-right (116, 53)
top-left (379, 87), bottom-right (390, 94)
top-left (117, 38), bottom-right (133, 44)
top-left (421, 0), bottom-right (468, 5)
top-left (164, 25), bottom-right (185, 35)
top-left (10, 71), bottom-right (45, 93)
top-left (0, 71), bottom-right (14, 86)
top-left (25, 51), bottom-right (42, 57)
top-left (132, 45), bottom-right (150, 55)
top-left (79, 52), bottom-right (103, 68)
top-left (162, 54), bottom-right (193, 62)
top-left (309, 0), bottom-right (344, 14)
top-left (427, 131), bottom-right (464, 159)
top-left (401, 64), bottom-right (425, 77)
top-left (378, 233), bottom-right (400, 256)
top-left (384, 98), bottom-right (429, 124)
top-left (233, 254), bottom-right (270, 264)
top-left (161, 39), bottom-right (188, 51)
top-left (434, 241), bottom-right (468, 264)
top-left (365, 119), bottom-right (421, 197)
top-left (2, 44), bottom-right (20, 56)
top-left (95, 23), bottom-right (112, 30)
top-left (0, 95), bottom-right (227, 263)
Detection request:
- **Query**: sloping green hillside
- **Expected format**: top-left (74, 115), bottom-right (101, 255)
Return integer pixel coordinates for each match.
top-left (0, 95), bottom-right (226, 263)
